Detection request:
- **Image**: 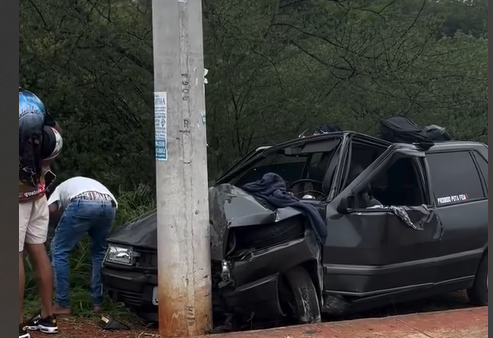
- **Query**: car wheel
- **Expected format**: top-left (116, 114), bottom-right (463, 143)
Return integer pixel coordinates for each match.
top-left (284, 266), bottom-right (321, 324)
top-left (467, 255), bottom-right (488, 306)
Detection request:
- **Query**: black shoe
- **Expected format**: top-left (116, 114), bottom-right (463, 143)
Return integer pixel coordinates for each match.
top-left (19, 324), bottom-right (30, 338)
top-left (26, 314), bottom-right (58, 334)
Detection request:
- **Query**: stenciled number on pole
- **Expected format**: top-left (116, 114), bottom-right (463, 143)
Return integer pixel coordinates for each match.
top-left (181, 73), bottom-right (191, 133)
top-left (181, 73), bottom-right (190, 102)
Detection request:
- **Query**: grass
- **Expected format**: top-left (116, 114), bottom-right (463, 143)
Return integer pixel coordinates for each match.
top-left (24, 184), bottom-right (156, 323)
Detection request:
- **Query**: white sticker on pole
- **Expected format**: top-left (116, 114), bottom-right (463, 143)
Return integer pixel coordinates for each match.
top-left (154, 92), bottom-right (168, 161)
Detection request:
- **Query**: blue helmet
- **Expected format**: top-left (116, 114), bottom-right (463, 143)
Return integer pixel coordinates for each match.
top-left (19, 88), bottom-right (45, 147)
top-left (19, 88), bottom-right (51, 186)
top-left (19, 87), bottom-right (46, 120)
top-left (19, 88), bottom-right (62, 163)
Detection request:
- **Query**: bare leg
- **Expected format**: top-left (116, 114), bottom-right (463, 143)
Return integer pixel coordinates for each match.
top-left (19, 252), bottom-right (25, 324)
top-left (26, 243), bottom-right (54, 318)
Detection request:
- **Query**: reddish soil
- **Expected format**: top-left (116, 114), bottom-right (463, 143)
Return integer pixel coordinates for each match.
top-left (29, 316), bottom-right (158, 338)
top-left (211, 307), bottom-right (488, 338)
top-left (29, 307), bottom-right (488, 338)
top-left (29, 292), bottom-right (486, 338)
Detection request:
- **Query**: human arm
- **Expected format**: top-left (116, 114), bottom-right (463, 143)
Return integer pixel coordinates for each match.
top-left (42, 160), bottom-right (51, 172)
top-left (48, 202), bottom-right (61, 228)
top-left (44, 112), bottom-right (62, 134)
top-left (47, 189), bottom-right (61, 227)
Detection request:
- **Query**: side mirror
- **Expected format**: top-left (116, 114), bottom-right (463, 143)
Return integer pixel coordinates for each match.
top-left (337, 195), bottom-right (355, 214)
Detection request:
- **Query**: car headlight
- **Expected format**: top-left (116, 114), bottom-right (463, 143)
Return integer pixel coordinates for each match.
top-left (105, 244), bottom-right (134, 266)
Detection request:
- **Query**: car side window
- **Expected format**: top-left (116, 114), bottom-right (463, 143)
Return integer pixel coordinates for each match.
top-left (472, 151), bottom-right (488, 185)
top-left (426, 151), bottom-right (486, 206)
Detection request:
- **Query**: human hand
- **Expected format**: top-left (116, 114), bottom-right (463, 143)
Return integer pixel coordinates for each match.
top-left (42, 159), bottom-right (51, 171)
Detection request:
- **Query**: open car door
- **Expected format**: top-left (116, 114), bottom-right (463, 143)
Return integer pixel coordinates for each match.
top-left (322, 144), bottom-right (441, 299)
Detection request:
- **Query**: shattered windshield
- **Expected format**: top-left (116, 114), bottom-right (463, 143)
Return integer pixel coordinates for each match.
top-left (227, 138), bottom-right (341, 194)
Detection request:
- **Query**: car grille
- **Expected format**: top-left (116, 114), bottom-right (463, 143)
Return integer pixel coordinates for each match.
top-left (117, 290), bottom-right (143, 307)
top-left (225, 216), bottom-right (306, 258)
top-left (134, 249), bottom-right (157, 270)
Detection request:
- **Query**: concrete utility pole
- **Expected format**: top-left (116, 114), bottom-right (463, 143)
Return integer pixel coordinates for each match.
top-left (151, 0), bottom-right (212, 336)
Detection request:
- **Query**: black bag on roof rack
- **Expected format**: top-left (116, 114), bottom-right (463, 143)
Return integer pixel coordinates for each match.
top-left (315, 124), bottom-right (341, 134)
top-left (379, 116), bottom-right (434, 150)
top-left (424, 124), bottom-right (452, 142)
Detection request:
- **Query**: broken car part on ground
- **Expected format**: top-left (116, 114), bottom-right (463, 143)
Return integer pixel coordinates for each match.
top-left (101, 118), bottom-right (488, 332)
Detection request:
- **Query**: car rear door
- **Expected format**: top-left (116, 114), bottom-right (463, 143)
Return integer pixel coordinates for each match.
top-left (323, 145), bottom-right (441, 297)
top-left (425, 150), bottom-right (488, 284)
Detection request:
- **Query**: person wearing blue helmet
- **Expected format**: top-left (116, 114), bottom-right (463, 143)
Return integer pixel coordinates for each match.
top-left (19, 87), bottom-right (62, 338)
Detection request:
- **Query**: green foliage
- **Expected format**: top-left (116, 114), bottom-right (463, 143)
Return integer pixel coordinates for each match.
top-left (20, 0), bottom-right (487, 313)
top-left (20, 0), bottom-right (154, 193)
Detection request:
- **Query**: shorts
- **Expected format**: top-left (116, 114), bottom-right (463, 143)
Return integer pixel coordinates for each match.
top-left (19, 197), bottom-right (49, 252)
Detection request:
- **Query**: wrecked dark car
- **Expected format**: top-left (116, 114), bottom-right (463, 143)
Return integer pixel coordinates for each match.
top-left (101, 127), bottom-right (488, 329)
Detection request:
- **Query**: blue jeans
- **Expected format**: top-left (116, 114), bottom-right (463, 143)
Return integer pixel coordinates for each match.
top-left (51, 199), bottom-right (116, 308)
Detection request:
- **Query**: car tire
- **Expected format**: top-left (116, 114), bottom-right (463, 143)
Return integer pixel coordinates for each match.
top-left (467, 255), bottom-right (488, 306)
top-left (284, 266), bottom-right (321, 324)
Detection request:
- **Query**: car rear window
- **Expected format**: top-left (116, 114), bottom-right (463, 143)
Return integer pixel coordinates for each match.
top-left (426, 151), bottom-right (486, 206)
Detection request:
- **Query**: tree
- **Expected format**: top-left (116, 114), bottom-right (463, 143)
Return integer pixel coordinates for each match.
top-left (20, 0), bottom-right (488, 187)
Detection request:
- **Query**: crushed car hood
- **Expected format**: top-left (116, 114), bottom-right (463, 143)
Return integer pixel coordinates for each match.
top-left (107, 210), bottom-right (158, 249)
top-left (107, 184), bottom-right (303, 261)
top-left (209, 184), bottom-right (303, 259)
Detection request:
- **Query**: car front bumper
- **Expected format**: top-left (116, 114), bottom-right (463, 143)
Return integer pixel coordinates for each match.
top-left (101, 266), bottom-right (158, 320)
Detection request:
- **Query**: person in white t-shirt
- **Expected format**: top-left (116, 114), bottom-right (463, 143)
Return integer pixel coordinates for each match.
top-left (46, 176), bottom-right (117, 316)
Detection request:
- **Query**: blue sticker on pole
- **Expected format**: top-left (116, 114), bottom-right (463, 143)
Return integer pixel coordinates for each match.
top-left (154, 92), bottom-right (168, 161)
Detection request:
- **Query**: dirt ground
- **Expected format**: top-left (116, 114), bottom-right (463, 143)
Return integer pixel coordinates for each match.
top-left (215, 307), bottom-right (488, 338)
top-left (30, 316), bottom-right (156, 338)
top-left (29, 291), bottom-right (484, 338)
